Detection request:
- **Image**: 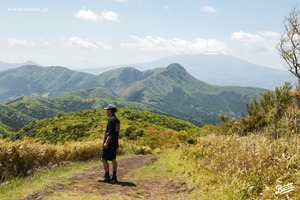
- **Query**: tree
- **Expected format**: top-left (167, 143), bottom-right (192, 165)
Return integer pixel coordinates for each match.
top-left (278, 6), bottom-right (300, 80)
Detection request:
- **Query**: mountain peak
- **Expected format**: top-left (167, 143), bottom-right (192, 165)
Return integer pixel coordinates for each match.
top-left (163, 63), bottom-right (189, 77)
top-left (23, 60), bottom-right (39, 65)
top-left (166, 63), bottom-right (187, 73)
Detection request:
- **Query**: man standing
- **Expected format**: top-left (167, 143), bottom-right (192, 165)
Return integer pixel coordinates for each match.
top-left (98, 104), bottom-right (120, 183)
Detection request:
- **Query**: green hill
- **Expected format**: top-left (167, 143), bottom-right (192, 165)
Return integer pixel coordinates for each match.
top-left (0, 121), bottom-right (11, 137)
top-left (2, 89), bottom-right (157, 134)
top-left (6, 86), bottom-right (123, 118)
top-left (0, 104), bottom-right (35, 130)
top-left (6, 88), bottom-right (154, 120)
top-left (0, 65), bottom-right (98, 103)
top-left (8, 108), bottom-right (200, 145)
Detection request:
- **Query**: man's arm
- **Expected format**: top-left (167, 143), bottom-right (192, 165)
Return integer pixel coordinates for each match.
top-left (103, 135), bottom-right (112, 149)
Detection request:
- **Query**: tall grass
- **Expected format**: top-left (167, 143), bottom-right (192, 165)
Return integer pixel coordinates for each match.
top-left (182, 134), bottom-right (300, 199)
top-left (0, 138), bottom-right (156, 182)
top-left (0, 139), bottom-right (103, 181)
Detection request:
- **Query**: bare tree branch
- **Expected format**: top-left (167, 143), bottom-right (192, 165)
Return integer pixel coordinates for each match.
top-left (277, 6), bottom-right (300, 80)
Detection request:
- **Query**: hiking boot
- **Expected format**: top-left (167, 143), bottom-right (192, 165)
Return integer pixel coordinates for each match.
top-left (98, 174), bottom-right (111, 182)
top-left (111, 174), bottom-right (118, 184)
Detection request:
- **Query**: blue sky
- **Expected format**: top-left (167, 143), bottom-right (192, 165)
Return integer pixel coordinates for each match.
top-left (0, 0), bottom-right (299, 69)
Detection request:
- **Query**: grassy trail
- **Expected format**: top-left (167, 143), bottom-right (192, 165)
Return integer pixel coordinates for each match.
top-left (1, 142), bottom-right (298, 199)
top-left (0, 153), bottom-right (193, 200)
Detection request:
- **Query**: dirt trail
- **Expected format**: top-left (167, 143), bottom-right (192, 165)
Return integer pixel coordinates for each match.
top-left (23, 155), bottom-right (191, 200)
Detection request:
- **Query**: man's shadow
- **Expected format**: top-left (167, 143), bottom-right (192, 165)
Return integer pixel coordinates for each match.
top-left (108, 181), bottom-right (137, 187)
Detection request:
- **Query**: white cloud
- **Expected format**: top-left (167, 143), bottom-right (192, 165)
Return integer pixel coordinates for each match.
top-left (101, 11), bottom-right (120, 21)
top-left (75, 9), bottom-right (98, 21)
top-left (230, 31), bottom-right (280, 52)
top-left (75, 9), bottom-right (120, 22)
top-left (258, 31), bottom-right (280, 39)
top-left (67, 37), bottom-right (113, 50)
top-left (200, 6), bottom-right (217, 13)
top-left (231, 31), bottom-right (264, 41)
top-left (68, 37), bottom-right (98, 49)
top-left (97, 42), bottom-right (114, 50)
top-left (121, 35), bottom-right (227, 54)
top-left (40, 39), bottom-right (50, 46)
top-left (7, 38), bottom-right (35, 47)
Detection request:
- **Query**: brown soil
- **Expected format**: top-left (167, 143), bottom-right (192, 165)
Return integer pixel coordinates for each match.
top-left (23, 155), bottom-right (192, 200)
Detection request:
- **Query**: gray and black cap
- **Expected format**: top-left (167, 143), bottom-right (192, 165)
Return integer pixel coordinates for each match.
top-left (104, 104), bottom-right (117, 110)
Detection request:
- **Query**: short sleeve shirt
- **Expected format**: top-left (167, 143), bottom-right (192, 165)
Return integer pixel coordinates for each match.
top-left (104, 115), bottom-right (120, 149)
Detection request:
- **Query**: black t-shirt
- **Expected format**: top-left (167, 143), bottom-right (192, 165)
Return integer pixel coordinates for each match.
top-left (104, 115), bottom-right (120, 149)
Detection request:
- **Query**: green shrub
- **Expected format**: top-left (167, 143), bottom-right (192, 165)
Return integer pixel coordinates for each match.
top-left (219, 82), bottom-right (299, 138)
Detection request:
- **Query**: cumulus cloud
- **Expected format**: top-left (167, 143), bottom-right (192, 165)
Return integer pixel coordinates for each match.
top-left (200, 6), bottom-right (217, 13)
top-left (7, 38), bottom-right (35, 46)
top-left (75, 9), bottom-right (98, 21)
top-left (121, 35), bottom-right (227, 54)
top-left (75, 9), bottom-right (120, 22)
top-left (230, 31), bottom-right (280, 52)
top-left (68, 37), bottom-right (98, 49)
top-left (101, 11), bottom-right (120, 21)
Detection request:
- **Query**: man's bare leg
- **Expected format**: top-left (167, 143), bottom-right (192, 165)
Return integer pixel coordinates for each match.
top-left (102, 159), bottom-right (109, 172)
top-left (98, 159), bottom-right (110, 182)
top-left (112, 159), bottom-right (118, 183)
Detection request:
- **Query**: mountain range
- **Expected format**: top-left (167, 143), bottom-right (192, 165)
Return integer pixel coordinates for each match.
top-left (1, 55), bottom-right (295, 90)
top-left (106, 64), bottom-right (266, 125)
top-left (0, 63), bottom-right (267, 129)
top-left (80, 54), bottom-right (296, 90)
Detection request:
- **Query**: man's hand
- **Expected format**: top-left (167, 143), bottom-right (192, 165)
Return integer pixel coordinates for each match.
top-left (103, 142), bottom-right (109, 149)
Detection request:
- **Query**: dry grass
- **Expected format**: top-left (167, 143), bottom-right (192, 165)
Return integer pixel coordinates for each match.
top-left (0, 139), bottom-right (103, 181)
top-left (182, 133), bottom-right (300, 199)
top-left (0, 138), bottom-right (154, 182)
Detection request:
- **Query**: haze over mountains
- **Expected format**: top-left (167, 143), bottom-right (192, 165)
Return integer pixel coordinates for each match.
top-left (0, 63), bottom-right (267, 127)
top-left (0, 54), bottom-right (295, 127)
top-left (0, 61), bottom-right (38, 71)
top-left (1, 54), bottom-right (295, 90)
top-left (81, 54), bottom-right (296, 90)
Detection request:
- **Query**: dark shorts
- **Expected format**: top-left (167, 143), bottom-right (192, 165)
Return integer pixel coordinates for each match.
top-left (102, 148), bottom-right (117, 161)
